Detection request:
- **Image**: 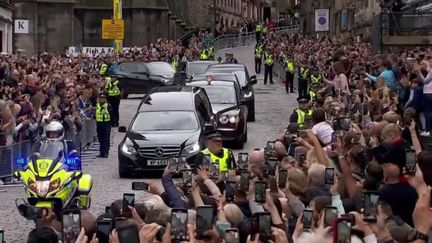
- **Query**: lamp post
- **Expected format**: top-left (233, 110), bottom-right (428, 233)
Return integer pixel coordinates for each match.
top-left (213, 0), bottom-right (216, 36)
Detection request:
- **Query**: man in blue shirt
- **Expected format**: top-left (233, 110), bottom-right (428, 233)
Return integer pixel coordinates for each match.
top-left (366, 59), bottom-right (397, 90)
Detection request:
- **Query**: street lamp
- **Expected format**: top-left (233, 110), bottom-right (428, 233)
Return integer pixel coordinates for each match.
top-left (213, 0), bottom-right (216, 36)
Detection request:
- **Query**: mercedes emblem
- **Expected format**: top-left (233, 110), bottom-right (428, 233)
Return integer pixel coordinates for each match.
top-left (155, 147), bottom-right (164, 157)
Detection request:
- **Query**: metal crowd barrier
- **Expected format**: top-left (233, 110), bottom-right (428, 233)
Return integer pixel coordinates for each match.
top-left (214, 25), bottom-right (300, 51)
top-left (0, 117), bottom-right (97, 181)
top-left (272, 60), bottom-right (299, 90)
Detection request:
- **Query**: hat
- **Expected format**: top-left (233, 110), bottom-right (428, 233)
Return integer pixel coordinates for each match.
top-left (205, 130), bottom-right (222, 140)
top-left (297, 96), bottom-right (308, 102)
top-left (99, 92), bottom-right (107, 98)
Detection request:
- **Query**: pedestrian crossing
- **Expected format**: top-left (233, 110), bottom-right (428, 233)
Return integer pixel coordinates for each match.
top-left (80, 130), bottom-right (116, 166)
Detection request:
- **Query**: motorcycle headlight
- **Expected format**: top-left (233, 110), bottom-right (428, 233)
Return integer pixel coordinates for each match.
top-left (121, 138), bottom-right (137, 155)
top-left (182, 142), bottom-right (200, 154)
top-left (28, 178), bottom-right (38, 193)
top-left (219, 115), bottom-right (229, 125)
top-left (36, 181), bottom-right (50, 197)
top-left (49, 178), bottom-right (61, 192)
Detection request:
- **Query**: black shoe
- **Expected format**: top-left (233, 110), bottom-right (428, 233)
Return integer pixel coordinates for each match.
top-left (97, 154), bottom-right (104, 158)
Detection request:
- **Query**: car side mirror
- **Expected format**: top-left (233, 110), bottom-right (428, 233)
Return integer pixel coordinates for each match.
top-left (250, 75), bottom-right (257, 85)
top-left (118, 126), bottom-right (127, 133)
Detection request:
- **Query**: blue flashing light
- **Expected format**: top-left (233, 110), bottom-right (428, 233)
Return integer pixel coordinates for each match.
top-left (65, 157), bottom-right (81, 170)
top-left (16, 158), bottom-right (25, 166)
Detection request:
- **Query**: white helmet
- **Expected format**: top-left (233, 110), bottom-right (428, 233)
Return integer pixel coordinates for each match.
top-left (45, 121), bottom-right (64, 142)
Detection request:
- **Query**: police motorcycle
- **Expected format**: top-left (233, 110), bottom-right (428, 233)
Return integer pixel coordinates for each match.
top-left (13, 121), bottom-right (93, 220)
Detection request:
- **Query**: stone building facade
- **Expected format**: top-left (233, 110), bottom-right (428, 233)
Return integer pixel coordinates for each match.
top-left (0, 0), bottom-right (13, 53)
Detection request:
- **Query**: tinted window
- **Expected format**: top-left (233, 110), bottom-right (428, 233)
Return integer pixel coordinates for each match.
top-left (146, 63), bottom-right (175, 76)
top-left (119, 63), bottom-right (139, 73)
top-left (187, 63), bottom-right (213, 76)
top-left (233, 71), bottom-right (247, 87)
top-left (132, 111), bottom-right (198, 131)
top-left (201, 86), bottom-right (236, 104)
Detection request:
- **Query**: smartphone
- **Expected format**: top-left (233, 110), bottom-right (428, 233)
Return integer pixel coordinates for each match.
top-left (405, 149), bottom-right (417, 175)
top-left (257, 212), bottom-right (272, 241)
top-left (196, 206), bottom-right (215, 239)
top-left (266, 141), bottom-right (276, 152)
top-left (302, 209), bottom-right (314, 230)
top-left (363, 191), bottom-right (380, 222)
top-left (298, 153), bottom-right (306, 166)
top-left (122, 193), bottom-right (135, 218)
top-left (240, 171), bottom-right (250, 191)
top-left (178, 155), bottom-right (188, 171)
top-left (210, 162), bottom-right (220, 178)
top-left (62, 209), bottom-right (81, 243)
top-left (114, 217), bottom-right (127, 229)
top-left (324, 206), bottom-right (338, 227)
top-left (182, 169), bottom-right (193, 187)
top-left (117, 224), bottom-right (140, 243)
top-left (202, 155), bottom-right (212, 168)
top-left (131, 182), bottom-right (148, 191)
top-left (0, 229), bottom-right (4, 243)
top-left (255, 181), bottom-right (267, 204)
top-left (341, 214), bottom-right (356, 226)
top-left (225, 181), bottom-right (236, 202)
top-left (325, 168), bottom-right (335, 185)
top-left (171, 208), bottom-right (188, 241)
top-left (278, 169), bottom-right (288, 188)
top-left (225, 228), bottom-right (239, 243)
top-left (237, 153), bottom-right (249, 170)
top-left (333, 218), bottom-right (352, 243)
top-left (266, 159), bottom-right (278, 176)
top-left (169, 157), bottom-right (179, 174)
top-left (96, 218), bottom-right (112, 243)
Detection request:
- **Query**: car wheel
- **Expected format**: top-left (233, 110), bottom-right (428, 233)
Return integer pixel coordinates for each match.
top-left (233, 133), bottom-right (245, 149)
top-left (247, 104), bottom-right (255, 122)
top-left (118, 166), bottom-right (132, 178)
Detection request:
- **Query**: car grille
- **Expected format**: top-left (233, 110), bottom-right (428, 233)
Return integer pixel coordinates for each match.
top-left (138, 146), bottom-right (181, 159)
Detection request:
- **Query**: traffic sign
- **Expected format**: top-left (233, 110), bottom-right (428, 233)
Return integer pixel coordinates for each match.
top-left (102, 19), bottom-right (124, 40)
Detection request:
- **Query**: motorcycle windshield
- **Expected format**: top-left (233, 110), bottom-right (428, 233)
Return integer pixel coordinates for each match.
top-left (35, 142), bottom-right (65, 161)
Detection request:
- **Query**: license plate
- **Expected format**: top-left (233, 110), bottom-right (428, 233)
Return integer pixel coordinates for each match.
top-left (147, 159), bottom-right (170, 166)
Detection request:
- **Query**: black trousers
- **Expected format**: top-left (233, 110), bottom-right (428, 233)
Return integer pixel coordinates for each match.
top-left (255, 32), bottom-right (261, 42)
top-left (107, 95), bottom-right (120, 126)
top-left (264, 64), bottom-right (273, 84)
top-left (97, 122), bottom-right (111, 156)
top-left (285, 72), bottom-right (294, 93)
top-left (298, 78), bottom-right (308, 97)
top-left (255, 58), bottom-right (262, 74)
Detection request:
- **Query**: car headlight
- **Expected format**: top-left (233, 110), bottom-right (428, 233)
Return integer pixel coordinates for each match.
top-left (219, 115), bottom-right (229, 125)
top-left (49, 178), bottom-right (61, 192)
top-left (121, 138), bottom-right (137, 155)
top-left (182, 142), bottom-right (201, 154)
top-left (228, 115), bottom-right (239, 123)
top-left (244, 91), bottom-right (253, 98)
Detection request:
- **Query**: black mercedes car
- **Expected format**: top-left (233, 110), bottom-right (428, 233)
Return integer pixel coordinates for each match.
top-left (117, 86), bottom-right (236, 177)
top-left (111, 61), bottom-right (175, 98)
top-left (206, 64), bottom-right (257, 121)
top-left (186, 79), bottom-right (248, 148)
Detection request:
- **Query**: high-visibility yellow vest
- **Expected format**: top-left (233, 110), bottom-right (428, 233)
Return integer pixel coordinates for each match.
top-left (295, 109), bottom-right (313, 128)
top-left (171, 58), bottom-right (179, 70)
top-left (105, 77), bottom-right (121, 96)
top-left (262, 27), bottom-right (268, 34)
top-left (200, 50), bottom-right (209, 60)
top-left (265, 53), bottom-right (274, 65)
top-left (256, 24), bottom-right (262, 32)
top-left (201, 148), bottom-right (230, 172)
top-left (300, 67), bottom-right (310, 79)
top-left (99, 64), bottom-right (108, 75)
top-left (286, 60), bottom-right (295, 73)
top-left (255, 45), bottom-right (263, 58)
top-left (96, 103), bottom-right (110, 122)
top-left (309, 91), bottom-right (316, 101)
top-left (209, 47), bottom-right (215, 58)
top-left (310, 75), bottom-right (322, 84)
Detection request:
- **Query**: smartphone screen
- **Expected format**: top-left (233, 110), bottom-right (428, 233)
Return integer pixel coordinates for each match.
top-left (178, 155), bottom-right (187, 171)
top-left (225, 228), bottom-right (239, 243)
top-left (122, 193), bottom-right (135, 218)
top-left (210, 162), bottom-right (220, 178)
top-left (182, 169), bottom-right (193, 187)
top-left (255, 181), bottom-right (267, 203)
top-left (131, 182), bottom-right (148, 191)
top-left (325, 168), bottom-right (335, 185)
top-left (405, 149), bottom-right (416, 175)
top-left (225, 181), bottom-right (236, 202)
top-left (238, 153), bottom-right (249, 170)
top-left (363, 191), bottom-right (379, 222)
top-left (240, 171), bottom-right (250, 191)
top-left (169, 157), bottom-right (179, 174)
top-left (258, 213), bottom-right (272, 240)
top-left (171, 209), bottom-right (188, 241)
top-left (96, 219), bottom-right (112, 243)
top-left (266, 159), bottom-right (277, 176)
top-left (302, 209), bottom-right (313, 230)
top-left (196, 206), bottom-right (215, 239)
top-left (117, 224), bottom-right (140, 243)
top-left (62, 210), bottom-right (81, 243)
top-left (336, 220), bottom-right (352, 243)
top-left (324, 207), bottom-right (338, 227)
top-left (278, 169), bottom-right (288, 188)
top-left (202, 155), bottom-right (212, 168)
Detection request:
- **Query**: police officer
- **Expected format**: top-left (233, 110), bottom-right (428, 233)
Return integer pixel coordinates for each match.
top-left (255, 22), bottom-right (263, 42)
top-left (95, 93), bottom-right (111, 158)
top-left (200, 48), bottom-right (209, 60)
top-left (263, 48), bottom-right (274, 85)
top-left (99, 61), bottom-right (108, 77)
top-left (254, 42), bottom-right (264, 74)
top-left (170, 54), bottom-right (179, 71)
top-left (208, 46), bottom-right (215, 60)
top-left (289, 96), bottom-right (313, 128)
top-left (284, 56), bottom-right (295, 93)
top-left (105, 76), bottom-right (121, 127)
top-left (310, 67), bottom-right (323, 86)
top-left (298, 60), bottom-right (310, 98)
top-left (190, 131), bottom-right (236, 174)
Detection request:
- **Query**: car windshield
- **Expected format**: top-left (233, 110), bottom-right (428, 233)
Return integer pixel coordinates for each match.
top-left (187, 63), bottom-right (213, 76)
top-left (132, 111), bottom-right (198, 131)
top-left (146, 63), bottom-right (175, 76)
top-left (201, 86), bottom-right (236, 104)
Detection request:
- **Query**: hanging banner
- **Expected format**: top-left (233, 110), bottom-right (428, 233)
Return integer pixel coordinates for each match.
top-left (315, 9), bottom-right (329, 32)
top-left (341, 9), bottom-right (348, 31)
